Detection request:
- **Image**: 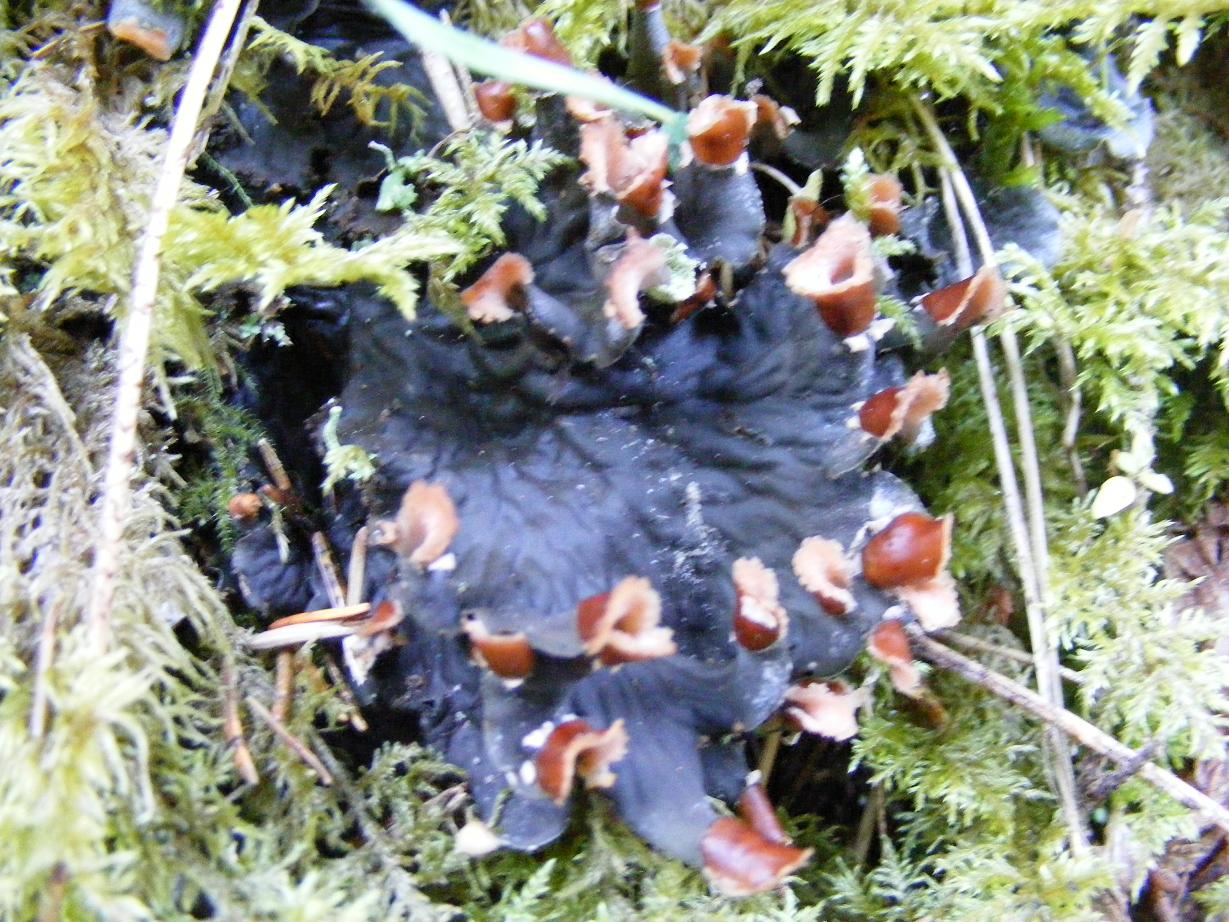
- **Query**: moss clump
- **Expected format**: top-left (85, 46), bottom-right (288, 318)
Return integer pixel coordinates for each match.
top-left (3, 1), bottom-right (1229, 918)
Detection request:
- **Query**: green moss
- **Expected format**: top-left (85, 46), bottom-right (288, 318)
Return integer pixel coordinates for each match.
top-left (4, 1), bottom-right (1229, 918)
top-left (176, 384), bottom-right (266, 551)
top-left (238, 16), bottom-right (427, 131)
top-left (0, 56), bottom-right (458, 373)
top-left (377, 131), bottom-right (567, 284)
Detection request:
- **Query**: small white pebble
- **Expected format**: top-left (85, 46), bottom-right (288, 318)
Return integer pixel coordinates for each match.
top-left (455, 819), bottom-right (504, 857)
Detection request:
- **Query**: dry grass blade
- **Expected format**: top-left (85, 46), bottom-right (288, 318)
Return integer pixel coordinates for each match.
top-left (925, 115), bottom-right (1087, 849)
top-left (311, 532), bottom-right (347, 609)
top-left (246, 621), bottom-right (361, 651)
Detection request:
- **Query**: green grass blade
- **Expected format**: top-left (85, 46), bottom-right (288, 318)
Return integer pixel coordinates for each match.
top-left (362, 0), bottom-right (686, 138)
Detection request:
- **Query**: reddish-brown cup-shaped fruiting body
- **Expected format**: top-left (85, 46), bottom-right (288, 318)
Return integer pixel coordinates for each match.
top-left (670, 272), bottom-right (717, 324)
top-left (463, 617), bottom-right (535, 679)
top-left (785, 197), bottom-right (830, 249)
top-left (783, 214), bottom-right (877, 337)
top-left (580, 118), bottom-right (671, 222)
top-left (783, 679), bottom-right (869, 741)
top-left (686, 95), bottom-right (757, 168)
top-left (866, 173), bottom-right (904, 237)
top-left (535, 719), bottom-right (629, 804)
top-left (565, 96), bottom-right (613, 123)
top-left (474, 80), bottom-right (516, 123)
top-left (868, 619), bottom-right (923, 696)
top-left (108, 3), bottom-right (181, 61)
top-left (752, 94), bottom-right (800, 142)
top-left (392, 480), bottom-right (460, 568)
top-left (861, 514), bottom-right (961, 630)
top-left (356, 599), bottom-right (404, 637)
top-left (738, 783), bottom-right (790, 846)
top-left (258, 483), bottom-right (296, 509)
top-left (460, 253), bottom-right (534, 324)
top-left (663, 40), bottom-right (702, 85)
top-left (869, 618), bottom-right (911, 664)
top-left (792, 537), bottom-right (855, 616)
top-left (732, 781), bottom-right (791, 850)
top-left (228, 492), bottom-right (262, 521)
top-left (731, 557), bottom-right (788, 651)
top-left (862, 512), bottom-right (951, 588)
top-left (501, 18), bottom-right (572, 66)
top-left (701, 817), bottom-right (812, 896)
top-left (858, 389), bottom-right (902, 440)
top-left (921, 265), bottom-right (1006, 328)
top-left (898, 574), bottom-right (961, 631)
top-left (576, 576), bottom-right (677, 665)
top-left (604, 236), bottom-right (669, 330)
top-left (858, 370), bottom-right (951, 443)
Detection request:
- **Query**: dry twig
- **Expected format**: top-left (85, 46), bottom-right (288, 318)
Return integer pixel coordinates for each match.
top-left (87, 0), bottom-right (245, 647)
top-left (936, 630), bottom-right (1085, 685)
top-left (750, 161), bottom-right (802, 196)
top-left (346, 525), bottom-right (370, 607)
top-left (757, 726), bottom-right (783, 782)
top-left (852, 783), bottom-right (885, 866)
top-left (257, 437), bottom-right (293, 495)
top-left (910, 629), bottom-right (1229, 836)
top-left (1055, 338), bottom-right (1089, 497)
top-left (420, 11), bottom-right (473, 132)
top-left (321, 652), bottom-right (370, 732)
top-left (312, 531), bottom-right (348, 609)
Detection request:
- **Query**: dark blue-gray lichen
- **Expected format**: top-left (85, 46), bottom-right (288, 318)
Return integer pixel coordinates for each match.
top-left (228, 8), bottom-right (966, 896)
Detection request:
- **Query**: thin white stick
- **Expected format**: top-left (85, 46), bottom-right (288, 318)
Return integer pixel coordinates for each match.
top-left (87, 0), bottom-right (244, 647)
top-left (346, 526), bottom-right (369, 607)
top-left (420, 15), bottom-right (473, 134)
top-left (750, 161), bottom-right (802, 196)
top-left (28, 602), bottom-right (60, 738)
top-left (1055, 339), bottom-right (1088, 496)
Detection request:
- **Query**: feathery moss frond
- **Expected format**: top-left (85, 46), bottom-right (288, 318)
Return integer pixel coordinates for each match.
top-left (0, 60), bottom-right (458, 370)
top-left (241, 15), bottom-right (427, 130)
top-left (169, 184), bottom-right (459, 320)
top-left (378, 132), bottom-right (567, 280)
top-left (707, 1), bottom-right (1227, 115)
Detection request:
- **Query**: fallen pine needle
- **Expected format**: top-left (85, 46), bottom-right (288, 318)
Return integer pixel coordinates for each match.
top-left (272, 650), bottom-right (294, 724)
top-left (267, 603), bottom-right (372, 630)
top-left (222, 660), bottom-right (260, 785)
top-left (248, 696), bottom-right (334, 785)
